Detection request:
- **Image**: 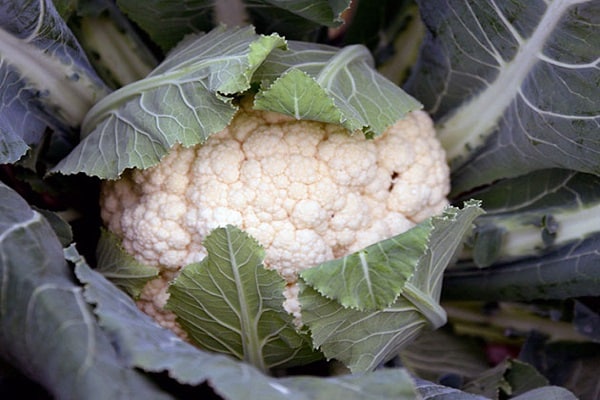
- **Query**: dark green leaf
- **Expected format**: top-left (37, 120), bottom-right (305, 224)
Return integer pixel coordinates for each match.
top-left (0, 0), bottom-right (109, 163)
top-left (0, 182), bottom-right (171, 399)
top-left (463, 359), bottom-right (548, 399)
top-left (76, 259), bottom-right (427, 399)
top-left (406, 1), bottom-right (600, 194)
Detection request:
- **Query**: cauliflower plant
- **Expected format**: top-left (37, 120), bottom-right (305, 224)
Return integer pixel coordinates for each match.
top-left (100, 96), bottom-right (450, 333)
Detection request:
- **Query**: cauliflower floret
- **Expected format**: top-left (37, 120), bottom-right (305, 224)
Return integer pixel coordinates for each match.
top-left (100, 98), bottom-right (450, 331)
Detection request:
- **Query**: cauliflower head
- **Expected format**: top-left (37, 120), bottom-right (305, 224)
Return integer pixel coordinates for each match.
top-left (100, 97), bottom-right (450, 331)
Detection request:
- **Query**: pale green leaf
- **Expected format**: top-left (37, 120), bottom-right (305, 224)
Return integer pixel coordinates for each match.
top-left (0, 183), bottom-right (171, 400)
top-left (253, 68), bottom-right (344, 123)
top-left (300, 201), bottom-right (483, 372)
top-left (94, 228), bottom-right (158, 298)
top-left (255, 42), bottom-right (422, 136)
top-left (53, 25), bottom-right (286, 178)
top-left (300, 285), bottom-right (429, 372)
top-left (166, 225), bottom-right (319, 372)
top-left (300, 222), bottom-right (431, 310)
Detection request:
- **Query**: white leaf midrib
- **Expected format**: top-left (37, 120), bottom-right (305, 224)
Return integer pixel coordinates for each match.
top-left (438, 0), bottom-right (589, 163)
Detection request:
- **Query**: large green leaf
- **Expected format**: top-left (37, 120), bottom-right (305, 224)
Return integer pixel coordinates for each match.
top-left (0, 182), bottom-right (171, 400)
top-left (0, 0), bottom-right (110, 163)
top-left (405, 0), bottom-right (600, 195)
top-left (300, 201), bottom-right (484, 372)
top-left (54, 24), bottom-right (421, 179)
top-left (166, 225), bottom-right (319, 372)
top-left (76, 258), bottom-right (422, 399)
top-left (53, 25), bottom-right (286, 178)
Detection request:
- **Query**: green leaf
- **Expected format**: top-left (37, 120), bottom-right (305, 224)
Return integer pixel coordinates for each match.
top-left (76, 258), bottom-right (422, 399)
top-left (33, 208), bottom-right (73, 247)
top-left (68, 1), bottom-right (159, 88)
top-left (115, 0), bottom-right (350, 52)
top-left (300, 201), bottom-right (484, 372)
top-left (54, 25), bottom-right (421, 179)
top-left (406, 0), bottom-right (600, 195)
top-left (0, 183), bottom-right (171, 400)
top-left (300, 221), bottom-right (431, 310)
top-left (166, 225), bottom-right (319, 372)
top-left (443, 233), bottom-right (600, 301)
top-left (457, 170), bottom-right (600, 267)
top-left (445, 171), bottom-right (600, 301)
top-left (300, 285), bottom-right (432, 372)
top-left (94, 228), bottom-right (158, 298)
top-left (53, 25), bottom-right (286, 178)
top-left (253, 68), bottom-right (344, 124)
top-left (255, 42), bottom-right (422, 136)
top-left (463, 359), bottom-right (548, 399)
top-left (399, 329), bottom-right (490, 383)
top-left (0, 0), bottom-right (110, 163)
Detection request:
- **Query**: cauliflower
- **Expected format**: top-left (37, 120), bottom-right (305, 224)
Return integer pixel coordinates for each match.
top-left (100, 97), bottom-right (450, 332)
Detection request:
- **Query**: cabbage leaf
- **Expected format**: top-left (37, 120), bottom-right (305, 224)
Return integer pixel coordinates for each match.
top-left (0, 0), bottom-right (109, 163)
top-left (444, 170), bottom-right (600, 301)
top-left (300, 201), bottom-right (483, 372)
top-left (166, 226), bottom-right (320, 372)
top-left (0, 182), bottom-right (171, 399)
top-left (405, 0), bottom-right (600, 195)
top-left (53, 25), bottom-right (421, 179)
top-left (75, 256), bottom-right (422, 399)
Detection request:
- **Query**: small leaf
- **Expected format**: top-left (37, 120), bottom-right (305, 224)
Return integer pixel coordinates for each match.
top-left (300, 222), bottom-right (431, 310)
top-left (166, 225), bottom-right (319, 372)
top-left (463, 359), bottom-right (548, 399)
top-left (254, 68), bottom-right (344, 123)
top-left (94, 228), bottom-right (158, 298)
top-left (255, 42), bottom-right (422, 136)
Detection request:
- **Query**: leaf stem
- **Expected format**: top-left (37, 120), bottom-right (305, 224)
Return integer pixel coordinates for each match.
top-left (403, 282), bottom-right (447, 329)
